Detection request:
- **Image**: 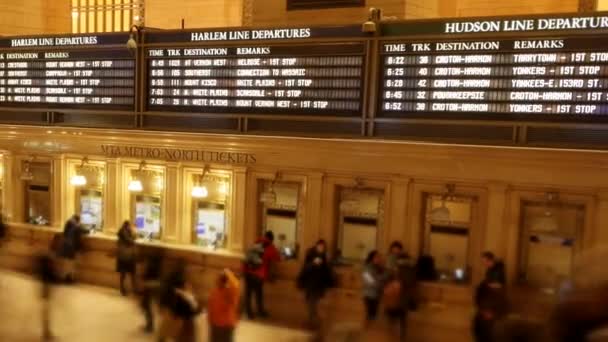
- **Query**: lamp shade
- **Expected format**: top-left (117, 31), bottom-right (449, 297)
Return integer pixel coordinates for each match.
top-left (128, 179), bottom-right (143, 192)
top-left (259, 190), bottom-right (276, 204)
top-left (192, 185), bottom-right (208, 198)
top-left (70, 174), bottom-right (87, 186)
top-left (429, 204), bottom-right (451, 222)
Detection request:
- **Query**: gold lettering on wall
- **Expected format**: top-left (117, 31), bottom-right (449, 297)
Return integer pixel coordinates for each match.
top-left (100, 145), bottom-right (256, 164)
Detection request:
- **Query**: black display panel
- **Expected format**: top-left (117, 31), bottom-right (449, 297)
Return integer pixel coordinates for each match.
top-left (146, 43), bottom-right (365, 116)
top-left (379, 14), bottom-right (608, 120)
top-left (0, 34), bottom-right (135, 110)
top-left (144, 27), bottom-right (367, 116)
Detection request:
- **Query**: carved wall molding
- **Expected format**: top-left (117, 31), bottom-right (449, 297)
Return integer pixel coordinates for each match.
top-left (579, 0), bottom-right (598, 12)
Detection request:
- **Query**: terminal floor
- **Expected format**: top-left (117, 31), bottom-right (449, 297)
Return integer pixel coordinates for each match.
top-left (0, 270), bottom-right (472, 341)
top-left (0, 270), bottom-right (312, 342)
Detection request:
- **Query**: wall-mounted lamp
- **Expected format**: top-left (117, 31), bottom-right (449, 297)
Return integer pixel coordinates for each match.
top-left (192, 166), bottom-right (209, 198)
top-left (20, 158), bottom-right (34, 181)
top-left (128, 161), bottom-right (145, 192)
top-left (429, 184), bottom-right (456, 222)
top-left (70, 157), bottom-right (88, 187)
top-left (260, 172), bottom-right (280, 204)
top-left (126, 25), bottom-right (141, 52)
top-left (339, 177), bottom-right (365, 212)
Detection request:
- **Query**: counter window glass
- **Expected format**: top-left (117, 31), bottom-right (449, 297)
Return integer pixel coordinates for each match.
top-left (129, 167), bottom-right (163, 240)
top-left (71, 162), bottom-right (105, 231)
top-left (337, 187), bottom-right (384, 262)
top-left (422, 194), bottom-right (474, 283)
top-left (191, 172), bottom-right (231, 249)
top-left (260, 181), bottom-right (301, 260)
top-left (518, 201), bottom-right (583, 292)
top-left (23, 160), bottom-right (52, 225)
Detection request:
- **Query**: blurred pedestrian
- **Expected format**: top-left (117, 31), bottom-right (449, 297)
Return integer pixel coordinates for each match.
top-left (157, 261), bottom-right (200, 342)
top-left (386, 241), bottom-right (406, 275)
top-left (116, 220), bottom-right (137, 296)
top-left (208, 269), bottom-right (240, 342)
top-left (36, 252), bottom-right (58, 341)
top-left (383, 254), bottom-right (417, 341)
top-left (297, 240), bottom-right (335, 328)
top-left (473, 251), bottom-right (507, 342)
top-left (243, 231), bottom-right (280, 319)
top-left (140, 251), bottom-right (163, 333)
top-left (362, 250), bottom-right (386, 327)
top-left (59, 215), bottom-right (88, 283)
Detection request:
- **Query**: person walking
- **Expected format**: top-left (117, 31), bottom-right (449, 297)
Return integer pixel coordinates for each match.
top-left (383, 255), bottom-right (417, 342)
top-left (362, 250), bottom-right (386, 327)
top-left (116, 220), bottom-right (137, 296)
top-left (140, 251), bottom-right (163, 333)
top-left (59, 214), bottom-right (88, 283)
top-left (386, 241), bottom-right (406, 275)
top-left (36, 252), bottom-right (58, 341)
top-left (157, 261), bottom-right (201, 342)
top-left (297, 240), bottom-right (335, 328)
top-left (208, 269), bottom-right (240, 342)
top-left (243, 231), bottom-right (280, 319)
top-left (473, 251), bottom-right (507, 342)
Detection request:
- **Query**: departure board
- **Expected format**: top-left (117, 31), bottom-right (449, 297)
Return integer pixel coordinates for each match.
top-left (0, 34), bottom-right (135, 110)
top-left (145, 27), bottom-right (366, 116)
top-left (379, 14), bottom-right (608, 119)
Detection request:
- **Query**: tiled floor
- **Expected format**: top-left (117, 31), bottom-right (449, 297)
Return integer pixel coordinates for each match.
top-left (0, 271), bottom-right (312, 342)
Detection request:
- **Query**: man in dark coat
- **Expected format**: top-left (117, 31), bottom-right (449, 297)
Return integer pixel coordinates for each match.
top-left (116, 220), bottom-right (137, 296)
top-left (60, 215), bottom-right (88, 282)
top-left (297, 240), bottom-right (335, 328)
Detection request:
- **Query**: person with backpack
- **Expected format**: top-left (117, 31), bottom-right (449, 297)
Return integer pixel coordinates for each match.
top-left (297, 240), bottom-right (335, 328)
top-left (243, 231), bottom-right (280, 319)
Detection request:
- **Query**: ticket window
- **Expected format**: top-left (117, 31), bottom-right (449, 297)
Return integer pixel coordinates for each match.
top-left (518, 201), bottom-right (583, 292)
top-left (129, 167), bottom-right (164, 240)
top-left (191, 172), bottom-right (231, 249)
top-left (337, 188), bottom-right (384, 263)
top-left (423, 194), bottom-right (475, 284)
top-left (70, 161), bottom-right (105, 231)
top-left (23, 161), bottom-right (52, 226)
top-left (260, 181), bottom-right (301, 260)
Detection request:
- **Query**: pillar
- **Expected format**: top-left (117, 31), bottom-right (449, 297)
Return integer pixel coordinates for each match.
top-left (163, 162), bottom-right (180, 244)
top-left (387, 177), bottom-right (411, 249)
top-left (484, 182), bottom-right (509, 258)
top-left (302, 172), bottom-right (324, 250)
top-left (104, 158), bottom-right (121, 234)
top-left (229, 166), bottom-right (248, 252)
top-left (51, 155), bottom-right (67, 227)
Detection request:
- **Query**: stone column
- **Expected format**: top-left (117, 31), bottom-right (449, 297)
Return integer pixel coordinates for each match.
top-left (484, 182), bottom-right (509, 258)
top-left (163, 162), bottom-right (180, 244)
top-left (229, 167), bottom-right (248, 252)
top-left (302, 172), bottom-right (324, 251)
top-left (387, 177), bottom-right (411, 249)
top-left (104, 159), bottom-right (121, 234)
top-left (51, 155), bottom-right (67, 227)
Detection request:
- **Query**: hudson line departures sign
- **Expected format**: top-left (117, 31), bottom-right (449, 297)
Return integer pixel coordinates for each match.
top-left (379, 13), bottom-right (608, 119)
top-left (144, 26), bottom-right (366, 116)
top-left (0, 33), bottom-right (135, 110)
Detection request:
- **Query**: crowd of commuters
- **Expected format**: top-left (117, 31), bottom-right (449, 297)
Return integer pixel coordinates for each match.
top-left (4, 214), bottom-right (608, 341)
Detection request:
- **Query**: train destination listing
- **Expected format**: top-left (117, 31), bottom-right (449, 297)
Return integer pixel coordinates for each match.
top-left (380, 36), bottom-right (608, 116)
top-left (146, 43), bottom-right (364, 115)
top-left (0, 49), bottom-right (135, 109)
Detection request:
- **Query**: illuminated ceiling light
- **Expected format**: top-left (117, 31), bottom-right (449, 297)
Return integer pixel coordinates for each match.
top-left (70, 174), bottom-right (87, 187)
top-left (128, 179), bottom-right (143, 192)
top-left (192, 186), bottom-right (208, 198)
